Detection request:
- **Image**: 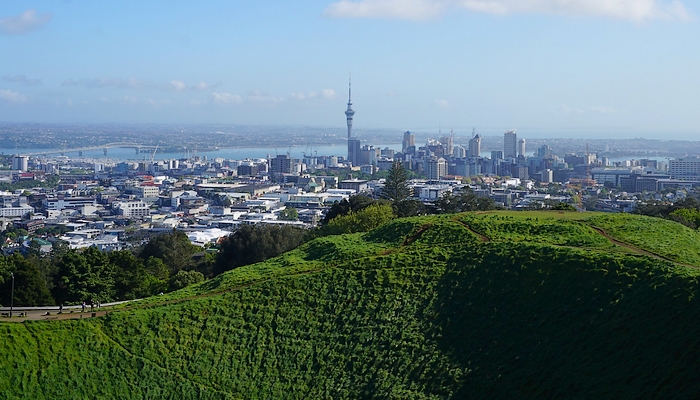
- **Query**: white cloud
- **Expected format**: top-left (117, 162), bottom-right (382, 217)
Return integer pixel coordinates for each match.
top-left (192, 81), bottom-right (221, 91)
top-left (211, 92), bottom-right (243, 104)
top-left (325, 0), bottom-right (447, 20)
top-left (0, 9), bottom-right (52, 35)
top-left (193, 81), bottom-right (210, 91)
top-left (321, 89), bottom-right (337, 99)
top-left (2, 74), bottom-right (41, 86)
top-left (246, 89), bottom-right (284, 103)
top-left (146, 98), bottom-right (170, 106)
top-left (62, 77), bottom-right (219, 91)
top-left (324, 0), bottom-right (691, 22)
top-left (62, 77), bottom-right (155, 89)
top-left (291, 89), bottom-right (337, 101)
top-left (561, 104), bottom-right (584, 114)
top-left (590, 106), bottom-right (618, 114)
top-left (435, 99), bottom-right (450, 108)
top-left (119, 96), bottom-right (138, 104)
top-left (170, 80), bottom-right (187, 91)
top-left (0, 89), bottom-right (28, 103)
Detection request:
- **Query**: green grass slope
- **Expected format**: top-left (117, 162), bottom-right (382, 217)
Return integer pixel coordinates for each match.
top-left (2, 212), bottom-right (700, 399)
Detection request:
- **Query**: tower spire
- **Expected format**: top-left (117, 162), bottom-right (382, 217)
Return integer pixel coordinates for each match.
top-left (345, 74), bottom-right (355, 139)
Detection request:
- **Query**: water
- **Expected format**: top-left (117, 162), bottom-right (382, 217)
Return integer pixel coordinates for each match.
top-left (1, 144), bottom-right (403, 162)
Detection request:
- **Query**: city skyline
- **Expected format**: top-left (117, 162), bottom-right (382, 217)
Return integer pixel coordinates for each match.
top-left (1, 1), bottom-right (699, 139)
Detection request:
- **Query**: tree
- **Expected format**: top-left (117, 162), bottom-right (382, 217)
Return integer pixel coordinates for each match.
top-left (109, 251), bottom-right (150, 300)
top-left (214, 224), bottom-right (307, 275)
top-left (433, 189), bottom-right (500, 214)
top-left (0, 253), bottom-right (53, 306)
top-left (322, 195), bottom-right (378, 224)
top-left (8, 254), bottom-right (54, 306)
top-left (53, 247), bottom-right (116, 304)
top-left (138, 230), bottom-right (202, 274)
top-left (318, 204), bottom-right (395, 236)
top-left (168, 270), bottom-right (204, 290)
top-left (393, 199), bottom-right (425, 218)
top-left (279, 207), bottom-right (299, 221)
top-left (381, 161), bottom-right (411, 202)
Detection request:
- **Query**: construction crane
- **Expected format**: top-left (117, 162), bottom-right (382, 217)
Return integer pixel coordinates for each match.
top-left (151, 145), bottom-right (159, 164)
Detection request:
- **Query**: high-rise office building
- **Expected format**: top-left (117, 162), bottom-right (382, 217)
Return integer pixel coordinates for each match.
top-left (468, 134), bottom-right (481, 158)
top-left (504, 130), bottom-right (517, 159)
top-left (12, 156), bottom-right (29, 172)
top-left (440, 135), bottom-right (454, 157)
top-left (270, 154), bottom-right (292, 176)
top-left (402, 131), bottom-right (415, 153)
top-left (518, 138), bottom-right (526, 157)
top-left (453, 145), bottom-right (467, 159)
top-left (425, 157), bottom-right (447, 180)
top-left (537, 145), bottom-right (552, 158)
top-left (347, 138), bottom-right (361, 166)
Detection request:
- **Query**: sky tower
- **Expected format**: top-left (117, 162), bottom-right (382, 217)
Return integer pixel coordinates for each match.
top-left (345, 76), bottom-right (354, 138)
top-left (345, 76), bottom-right (360, 166)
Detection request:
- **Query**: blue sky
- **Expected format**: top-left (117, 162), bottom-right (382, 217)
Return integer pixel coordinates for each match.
top-left (0, 0), bottom-right (698, 138)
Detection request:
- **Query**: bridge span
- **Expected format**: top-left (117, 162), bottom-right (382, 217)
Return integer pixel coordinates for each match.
top-left (18, 142), bottom-right (159, 156)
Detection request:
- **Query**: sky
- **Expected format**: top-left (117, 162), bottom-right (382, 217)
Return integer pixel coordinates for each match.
top-left (0, 0), bottom-right (699, 138)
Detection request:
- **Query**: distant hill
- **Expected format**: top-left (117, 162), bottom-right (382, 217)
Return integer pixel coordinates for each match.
top-left (2, 212), bottom-right (700, 399)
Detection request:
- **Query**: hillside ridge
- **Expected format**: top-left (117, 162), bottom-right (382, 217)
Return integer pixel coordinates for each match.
top-left (2, 211), bottom-right (700, 399)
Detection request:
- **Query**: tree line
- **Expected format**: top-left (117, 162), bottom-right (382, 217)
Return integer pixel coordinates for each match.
top-left (1, 162), bottom-right (500, 307)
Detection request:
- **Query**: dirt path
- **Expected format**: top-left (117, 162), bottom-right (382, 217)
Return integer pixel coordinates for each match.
top-left (588, 225), bottom-right (699, 269)
top-left (452, 217), bottom-right (490, 242)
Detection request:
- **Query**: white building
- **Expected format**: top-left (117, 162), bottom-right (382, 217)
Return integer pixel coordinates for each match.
top-left (0, 196), bottom-right (33, 217)
top-left (670, 157), bottom-right (700, 181)
top-left (12, 156), bottom-right (29, 172)
top-left (425, 157), bottom-right (447, 180)
top-left (113, 200), bottom-right (150, 218)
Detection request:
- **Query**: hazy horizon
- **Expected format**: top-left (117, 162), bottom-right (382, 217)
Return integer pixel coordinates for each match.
top-left (1, 1), bottom-right (699, 138)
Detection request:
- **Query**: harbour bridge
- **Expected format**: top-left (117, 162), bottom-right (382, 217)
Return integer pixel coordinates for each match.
top-left (18, 142), bottom-right (160, 157)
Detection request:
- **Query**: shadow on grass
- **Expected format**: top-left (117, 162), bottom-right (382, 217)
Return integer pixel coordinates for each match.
top-left (428, 243), bottom-right (700, 399)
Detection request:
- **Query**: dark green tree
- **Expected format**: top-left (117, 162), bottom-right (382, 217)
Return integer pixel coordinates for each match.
top-left (433, 188), bottom-right (500, 214)
top-left (214, 224), bottom-right (306, 275)
top-left (52, 247), bottom-right (116, 304)
top-left (168, 269), bottom-right (205, 290)
top-left (0, 253), bottom-right (54, 306)
top-left (317, 204), bottom-right (395, 236)
top-left (322, 194), bottom-right (378, 224)
top-left (279, 207), bottom-right (299, 221)
top-left (138, 230), bottom-right (202, 274)
top-left (381, 161), bottom-right (411, 202)
top-left (109, 251), bottom-right (151, 299)
top-left (393, 199), bottom-right (425, 218)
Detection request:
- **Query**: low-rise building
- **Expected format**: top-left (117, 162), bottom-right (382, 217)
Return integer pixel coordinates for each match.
top-left (113, 200), bottom-right (150, 218)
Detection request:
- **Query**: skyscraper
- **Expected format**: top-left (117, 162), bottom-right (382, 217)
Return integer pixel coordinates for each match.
top-left (348, 138), bottom-right (361, 166)
top-left (504, 130), bottom-right (517, 159)
top-left (440, 134), bottom-right (454, 157)
top-left (518, 138), bottom-right (526, 157)
top-left (402, 131), bottom-right (415, 153)
top-left (468, 134), bottom-right (481, 158)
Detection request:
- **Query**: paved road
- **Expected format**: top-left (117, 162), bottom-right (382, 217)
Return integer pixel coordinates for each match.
top-left (0, 300), bottom-right (141, 322)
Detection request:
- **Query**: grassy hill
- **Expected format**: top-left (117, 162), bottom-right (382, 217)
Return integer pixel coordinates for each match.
top-left (2, 211), bottom-right (700, 399)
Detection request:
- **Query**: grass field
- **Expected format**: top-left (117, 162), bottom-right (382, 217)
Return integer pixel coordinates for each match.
top-left (2, 211), bottom-right (700, 399)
